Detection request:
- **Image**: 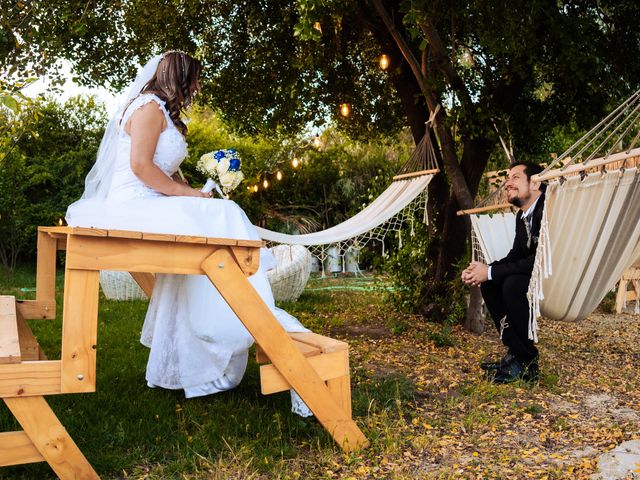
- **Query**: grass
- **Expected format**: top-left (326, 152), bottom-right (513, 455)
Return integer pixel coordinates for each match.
top-left (0, 268), bottom-right (413, 479)
top-left (1, 267), bottom-right (640, 479)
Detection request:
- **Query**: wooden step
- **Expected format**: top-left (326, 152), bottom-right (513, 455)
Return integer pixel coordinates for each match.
top-left (258, 331), bottom-right (349, 395)
top-left (0, 296), bottom-right (21, 364)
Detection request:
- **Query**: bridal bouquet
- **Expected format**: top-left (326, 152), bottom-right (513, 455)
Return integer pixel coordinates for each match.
top-left (197, 148), bottom-right (244, 197)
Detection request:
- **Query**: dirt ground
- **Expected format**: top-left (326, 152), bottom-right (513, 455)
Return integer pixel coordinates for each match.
top-left (332, 308), bottom-right (640, 479)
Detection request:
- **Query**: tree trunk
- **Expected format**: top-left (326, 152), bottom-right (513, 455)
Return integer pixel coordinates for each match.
top-left (463, 286), bottom-right (485, 334)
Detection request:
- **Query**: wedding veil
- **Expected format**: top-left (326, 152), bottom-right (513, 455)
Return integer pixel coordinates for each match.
top-left (79, 53), bottom-right (164, 200)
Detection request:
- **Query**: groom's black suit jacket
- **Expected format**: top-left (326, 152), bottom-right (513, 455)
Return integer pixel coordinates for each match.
top-left (490, 193), bottom-right (546, 282)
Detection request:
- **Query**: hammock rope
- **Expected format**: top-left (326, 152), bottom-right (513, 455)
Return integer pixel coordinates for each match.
top-left (258, 127), bottom-right (440, 263)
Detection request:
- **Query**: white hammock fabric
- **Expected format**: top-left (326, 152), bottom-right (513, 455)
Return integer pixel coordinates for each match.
top-left (527, 167), bottom-right (640, 339)
top-left (470, 212), bottom-right (515, 264)
top-left (256, 173), bottom-right (433, 257)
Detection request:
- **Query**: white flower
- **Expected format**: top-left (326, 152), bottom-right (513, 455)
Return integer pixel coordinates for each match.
top-left (217, 157), bottom-right (230, 176)
top-left (218, 170), bottom-right (236, 188)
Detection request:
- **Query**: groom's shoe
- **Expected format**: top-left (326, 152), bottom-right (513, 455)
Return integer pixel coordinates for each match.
top-left (480, 352), bottom-right (516, 372)
top-left (492, 358), bottom-right (539, 384)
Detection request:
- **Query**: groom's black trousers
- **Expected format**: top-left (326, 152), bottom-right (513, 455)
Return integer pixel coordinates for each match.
top-left (481, 274), bottom-right (539, 363)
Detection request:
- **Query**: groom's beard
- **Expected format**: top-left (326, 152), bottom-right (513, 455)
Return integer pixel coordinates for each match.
top-left (509, 196), bottom-right (523, 208)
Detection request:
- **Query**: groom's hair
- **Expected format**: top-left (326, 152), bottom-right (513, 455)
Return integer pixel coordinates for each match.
top-left (510, 161), bottom-right (547, 193)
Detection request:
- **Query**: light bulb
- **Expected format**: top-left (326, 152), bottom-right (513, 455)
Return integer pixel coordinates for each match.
top-left (263, 179), bottom-right (269, 189)
top-left (313, 22), bottom-right (322, 33)
top-left (276, 171), bottom-right (283, 181)
top-left (313, 135), bottom-right (321, 148)
top-left (292, 157), bottom-right (300, 168)
top-left (340, 103), bottom-right (351, 117)
top-left (379, 54), bottom-right (390, 70)
top-left (253, 185), bottom-right (259, 192)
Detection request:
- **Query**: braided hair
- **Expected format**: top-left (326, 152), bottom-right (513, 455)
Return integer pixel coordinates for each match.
top-left (140, 51), bottom-right (202, 136)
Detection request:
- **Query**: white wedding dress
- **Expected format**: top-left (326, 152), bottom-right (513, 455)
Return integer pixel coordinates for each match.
top-left (66, 94), bottom-right (311, 415)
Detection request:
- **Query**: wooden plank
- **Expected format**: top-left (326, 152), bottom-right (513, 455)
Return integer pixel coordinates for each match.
top-left (0, 361), bottom-right (62, 397)
top-left (65, 235), bottom-right (260, 276)
top-left (0, 296), bottom-right (21, 364)
top-left (289, 332), bottom-right (347, 353)
top-left (70, 227), bottom-right (108, 237)
top-left (176, 235), bottom-right (207, 244)
top-left (532, 147), bottom-right (640, 182)
top-left (392, 167), bottom-right (440, 181)
top-left (456, 203), bottom-right (513, 216)
top-left (60, 263), bottom-right (99, 394)
top-left (130, 272), bottom-right (155, 298)
top-left (207, 237), bottom-right (239, 246)
top-left (229, 246), bottom-right (260, 275)
top-left (56, 237), bottom-right (67, 251)
top-left (0, 431), bottom-right (45, 466)
top-left (107, 229), bottom-right (143, 239)
top-left (38, 226), bottom-right (71, 234)
top-left (616, 279), bottom-right (629, 314)
top-left (236, 239), bottom-right (264, 248)
top-left (622, 268), bottom-right (640, 280)
top-left (255, 339), bottom-right (321, 364)
top-left (141, 232), bottom-right (176, 242)
top-left (16, 300), bottom-right (56, 320)
top-left (35, 229), bottom-right (58, 318)
top-left (16, 306), bottom-right (46, 361)
top-left (260, 350), bottom-right (349, 394)
top-left (327, 373), bottom-right (352, 418)
top-left (4, 396), bottom-right (99, 479)
top-left (201, 248), bottom-right (368, 451)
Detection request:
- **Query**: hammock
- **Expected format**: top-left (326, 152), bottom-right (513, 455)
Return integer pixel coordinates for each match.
top-left (257, 129), bottom-right (439, 263)
top-left (465, 89), bottom-right (640, 340)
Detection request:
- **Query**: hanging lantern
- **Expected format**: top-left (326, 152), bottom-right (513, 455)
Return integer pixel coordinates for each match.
top-left (263, 178), bottom-right (269, 189)
top-left (276, 171), bottom-right (283, 181)
top-left (313, 22), bottom-right (322, 33)
top-left (340, 103), bottom-right (351, 117)
top-left (292, 157), bottom-right (300, 168)
top-left (379, 54), bottom-right (390, 70)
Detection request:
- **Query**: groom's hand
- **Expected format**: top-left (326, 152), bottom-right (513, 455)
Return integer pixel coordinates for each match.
top-left (461, 261), bottom-right (488, 286)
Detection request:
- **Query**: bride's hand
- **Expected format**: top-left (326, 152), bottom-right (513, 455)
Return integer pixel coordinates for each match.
top-left (179, 183), bottom-right (211, 198)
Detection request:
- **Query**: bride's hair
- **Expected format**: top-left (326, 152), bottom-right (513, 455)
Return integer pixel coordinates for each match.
top-left (140, 51), bottom-right (202, 136)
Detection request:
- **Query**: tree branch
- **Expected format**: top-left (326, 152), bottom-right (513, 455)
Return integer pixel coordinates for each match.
top-left (417, 18), bottom-right (472, 107)
top-left (371, 0), bottom-right (474, 210)
top-left (370, 0), bottom-right (427, 96)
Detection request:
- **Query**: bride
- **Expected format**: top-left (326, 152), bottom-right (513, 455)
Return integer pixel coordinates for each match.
top-left (66, 51), bottom-right (311, 415)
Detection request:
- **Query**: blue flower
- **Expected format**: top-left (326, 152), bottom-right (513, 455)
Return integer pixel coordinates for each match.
top-left (229, 158), bottom-right (241, 171)
top-left (214, 151), bottom-right (225, 160)
top-left (228, 148), bottom-right (237, 154)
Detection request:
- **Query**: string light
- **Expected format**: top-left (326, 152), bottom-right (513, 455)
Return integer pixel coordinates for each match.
top-left (313, 22), bottom-right (322, 33)
top-left (253, 185), bottom-right (259, 192)
top-left (263, 178), bottom-right (269, 189)
top-left (276, 171), bottom-right (283, 181)
top-left (58, 218), bottom-right (64, 226)
top-left (379, 54), bottom-right (390, 70)
top-left (292, 157), bottom-right (300, 168)
top-left (340, 103), bottom-right (351, 117)
top-left (313, 135), bottom-right (321, 148)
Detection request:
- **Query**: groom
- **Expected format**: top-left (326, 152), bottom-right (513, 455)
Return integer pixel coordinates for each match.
top-left (461, 161), bottom-right (546, 384)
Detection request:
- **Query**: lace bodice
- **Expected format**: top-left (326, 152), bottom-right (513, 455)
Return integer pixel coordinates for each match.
top-left (108, 94), bottom-right (188, 201)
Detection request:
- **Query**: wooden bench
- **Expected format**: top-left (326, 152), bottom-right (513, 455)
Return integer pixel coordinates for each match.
top-left (0, 226), bottom-right (368, 479)
top-left (615, 266), bottom-right (640, 313)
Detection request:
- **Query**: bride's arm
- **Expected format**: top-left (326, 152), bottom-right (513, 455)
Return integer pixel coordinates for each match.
top-left (127, 103), bottom-right (209, 198)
